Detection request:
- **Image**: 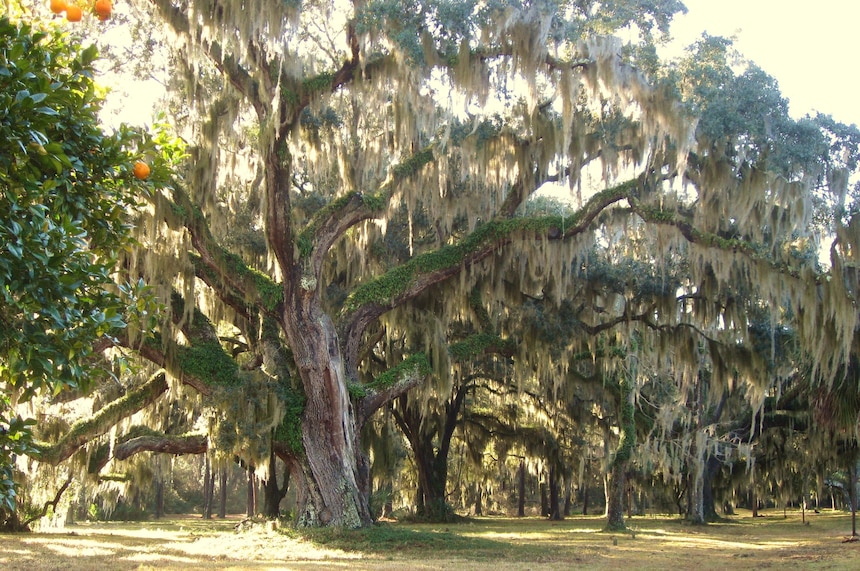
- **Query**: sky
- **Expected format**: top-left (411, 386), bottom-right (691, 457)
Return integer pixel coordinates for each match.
top-left (668, 0), bottom-right (860, 126)
top-left (100, 1), bottom-right (860, 128)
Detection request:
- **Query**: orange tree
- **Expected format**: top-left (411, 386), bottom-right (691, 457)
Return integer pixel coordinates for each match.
top-left (0, 14), bottom-right (152, 529)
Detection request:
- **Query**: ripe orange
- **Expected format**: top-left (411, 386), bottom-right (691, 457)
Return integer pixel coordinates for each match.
top-left (65, 4), bottom-right (82, 21)
top-left (94, 0), bottom-right (112, 19)
top-left (50, 0), bottom-right (67, 14)
top-left (133, 161), bottom-right (151, 180)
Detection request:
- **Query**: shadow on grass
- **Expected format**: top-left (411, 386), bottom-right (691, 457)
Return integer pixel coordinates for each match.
top-left (283, 522), bottom-right (506, 554)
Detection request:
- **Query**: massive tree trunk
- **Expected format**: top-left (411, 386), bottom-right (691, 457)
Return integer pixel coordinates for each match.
top-left (284, 307), bottom-right (371, 528)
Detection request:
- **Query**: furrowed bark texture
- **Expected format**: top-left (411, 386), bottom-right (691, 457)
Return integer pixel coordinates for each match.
top-left (284, 301), bottom-right (371, 527)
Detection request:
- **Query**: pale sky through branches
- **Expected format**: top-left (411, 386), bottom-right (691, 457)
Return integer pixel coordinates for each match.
top-left (100, 1), bottom-right (860, 128)
top-left (669, 0), bottom-right (860, 126)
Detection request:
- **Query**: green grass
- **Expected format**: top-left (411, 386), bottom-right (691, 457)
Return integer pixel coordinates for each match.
top-left (2, 510), bottom-right (860, 570)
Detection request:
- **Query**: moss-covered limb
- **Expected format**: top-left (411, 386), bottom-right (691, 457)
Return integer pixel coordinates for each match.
top-left (631, 199), bottom-right (811, 282)
top-left (190, 253), bottom-right (274, 318)
top-left (121, 297), bottom-right (239, 393)
top-left (296, 147), bottom-right (436, 287)
top-left (449, 332), bottom-right (517, 362)
top-left (340, 179), bottom-right (634, 359)
top-left (165, 186), bottom-right (284, 314)
top-left (468, 287), bottom-right (494, 332)
top-left (356, 353), bottom-right (431, 428)
top-left (344, 177), bottom-right (634, 314)
top-left (32, 371), bottom-right (169, 466)
top-left (113, 433), bottom-right (208, 461)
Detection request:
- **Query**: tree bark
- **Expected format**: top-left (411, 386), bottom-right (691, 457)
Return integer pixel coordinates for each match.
top-left (605, 460), bottom-right (627, 531)
top-left (540, 480), bottom-right (549, 517)
top-left (702, 455), bottom-right (722, 522)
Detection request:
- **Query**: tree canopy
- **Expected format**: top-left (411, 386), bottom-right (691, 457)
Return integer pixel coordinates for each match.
top-left (4, 0), bottom-right (859, 532)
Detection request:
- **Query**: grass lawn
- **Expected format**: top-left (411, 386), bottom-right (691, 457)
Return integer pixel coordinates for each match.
top-left (2, 509), bottom-right (859, 570)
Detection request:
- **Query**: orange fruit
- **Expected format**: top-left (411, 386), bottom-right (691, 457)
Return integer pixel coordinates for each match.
top-left (65, 4), bottom-right (82, 21)
top-left (94, 0), bottom-right (112, 19)
top-left (50, 0), bottom-right (67, 14)
top-left (133, 161), bottom-right (151, 180)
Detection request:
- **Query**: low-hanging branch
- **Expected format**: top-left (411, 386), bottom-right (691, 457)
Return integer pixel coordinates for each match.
top-left (33, 371), bottom-right (169, 466)
top-left (113, 433), bottom-right (208, 460)
top-left (356, 353), bottom-right (431, 428)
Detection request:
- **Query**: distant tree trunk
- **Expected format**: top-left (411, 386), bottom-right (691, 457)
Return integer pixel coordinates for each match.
top-left (848, 459), bottom-right (858, 537)
top-left (582, 461), bottom-right (590, 516)
top-left (263, 453), bottom-right (290, 519)
top-left (548, 464), bottom-right (562, 520)
top-left (605, 374), bottom-right (635, 532)
top-left (540, 480), bottom-right (549, 517)
top-left (517, 460), bottom-right (526, 517)
top-left (246, 467), bottom-right (256, 518)
top-left (217, 468), bottom-right (227, 518)
top-left (605, 461), bottom-right (627, 531)
top-left (687, 460), bottom-right (706, 525)
top-left (563, 480), bottom-right (572, 517)
top-left (582, 484), bottom-right (590, 516)
top-left (202, 456), bottom-right (214, 519)
top-left (408, 435), bottom-right (449, 520)
top-left (702, 455), bottom-right (721, 522)
top-left (474, 484), bottom-right (483, 516)
top-left (750, 488), bottom-right (759, 517)
top-left (391, 385), bottom-right (467, 522)
top-left (154, 478), bottom-right (165, 519)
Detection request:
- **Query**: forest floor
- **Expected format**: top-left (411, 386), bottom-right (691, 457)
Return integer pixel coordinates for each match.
top-left (2, 509), bottom-right (860, 570)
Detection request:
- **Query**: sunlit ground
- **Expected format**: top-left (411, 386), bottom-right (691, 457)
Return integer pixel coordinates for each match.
top-left (2, 510), bottom-right (859, 570)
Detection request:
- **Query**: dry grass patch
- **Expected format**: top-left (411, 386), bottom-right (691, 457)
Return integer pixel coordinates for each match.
top-left (1, 510), bottom-right (859, 570)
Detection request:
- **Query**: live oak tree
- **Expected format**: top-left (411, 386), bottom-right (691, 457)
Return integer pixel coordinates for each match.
top-left (16, 0), bottom-right (860, 532)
